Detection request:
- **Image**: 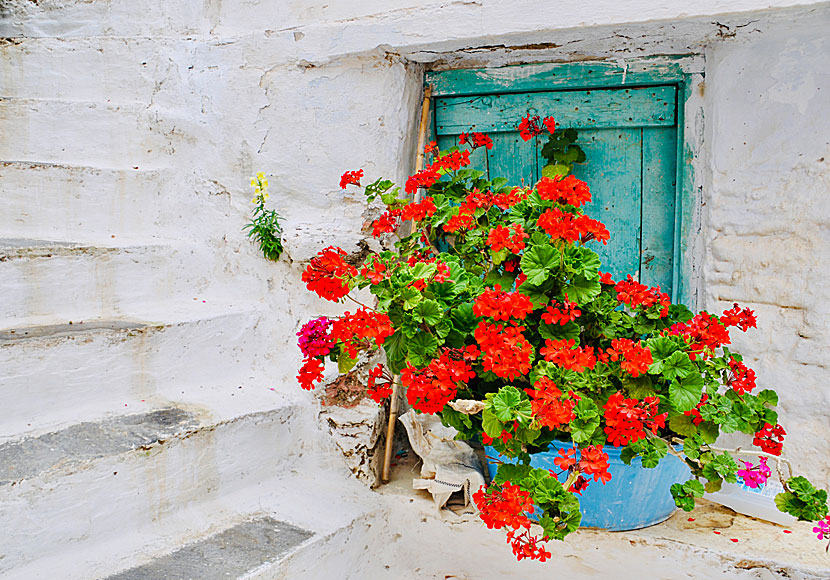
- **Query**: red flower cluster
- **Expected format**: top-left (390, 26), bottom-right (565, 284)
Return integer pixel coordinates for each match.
top-left (720, 303), bottom-right (758, 332)
top-left (517, 115), bottom-right (555, 141)
top-left (525, 377), bottom-right (578, 430)
top-left (728, 358), bottom-right (757, 395)
top-left (459, 131), bottom-right (494, 150)
top-left (505, 528), bottom-right (551, 562)
top-left (669, 312), bottom-right (731, 357)
top-left (473, 285), bottom-right (534, 321)
top-left (553, 445), bottom-right (611, 486)
top-left (754, 422), bottom-right (786, 455)
top-left (405, 167), bottom-right (441, 195)
top-left (579, 444), bottom-right (612, 484)
top-left (537, 208), bottom-right (610, 244)
top-left (536, 175), bottom-right (592, 207)
top-left (492, 187), bottom-right (531, 210)
top-left (541, 296), bottom-right (581, 326)
top-left (615, 275), bottom-right (670, 318)
top-left (367, 363), bottom-right (394, 403)
top-left (330, 308), bottom-right (395, 358)
top-left (603, 392), bottom-right (667, 447)
top-left (474, 481), bottom-right (534, 531)
top-left (487, 223), bottom-right (529, 254)
top-left (400, 196), bottom-right (437, 223)
top-left (359, 257), bottom-right (388, 284)
top-left (602, 339), bottom-right (653, 377)
top-left (474, 321), bottom-right (533, 381)
top-left (339, 169), bottom-right (363, 189)
top-left (401, 350), bottom-right (475, 414)
top-left (599, 271), bottom-right (615, 285)
top-left (540, 339), bottom-right (597, 373)
top-left (302, 246), bottom-right (357, 302)
top-left (370, 209), bottom-right (402, 237)
top-left (435, 149), bottom-right (472, 172)
top-left (297, 357), bottom-right (325, 391)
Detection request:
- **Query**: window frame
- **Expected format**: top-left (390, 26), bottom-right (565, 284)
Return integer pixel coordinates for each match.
top-left (425, 56), bottom-right (703, 308)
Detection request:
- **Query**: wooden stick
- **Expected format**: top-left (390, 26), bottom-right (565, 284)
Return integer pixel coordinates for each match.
top-left (381, 84), bottom-right (433, 484)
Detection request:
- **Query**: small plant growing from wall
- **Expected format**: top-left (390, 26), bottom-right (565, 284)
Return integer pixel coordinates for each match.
top-left (245, 172), bottom-right (284, 261)
top-left (295, 117), bottom-right (828, 562)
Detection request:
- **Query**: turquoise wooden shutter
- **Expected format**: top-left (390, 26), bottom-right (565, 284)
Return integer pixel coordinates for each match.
top-left (433, 86), bottom-right (678, 298)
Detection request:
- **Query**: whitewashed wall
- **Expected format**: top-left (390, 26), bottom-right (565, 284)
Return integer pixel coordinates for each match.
top-left (1, 0), bottom-right (828, 501)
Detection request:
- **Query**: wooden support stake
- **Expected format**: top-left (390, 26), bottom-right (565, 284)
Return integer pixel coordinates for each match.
top-left (381, 84), bottom-right (433, 484)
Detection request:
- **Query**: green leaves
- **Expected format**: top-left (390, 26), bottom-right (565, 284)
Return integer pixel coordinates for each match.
top-left (570, 397), bottom-right (600, 443)
top-left (669, 373), bottom-right (704, 412)
top-left (407, 332), bottom-right (439, 367)
top-left (775, 477), bottom-right (829, 521)
top-left (671, 479), bottom-right (705, 511)
top-left (413, 299), bottom-right (443, 326)
top-left (520, 243), bottom-right (561, 286)
top-left (562, 275), bottom-right (601, 305)
top-left (492, 386), bottom-right (533, 423)
top-left (658, 351), bottom-right (695, 381)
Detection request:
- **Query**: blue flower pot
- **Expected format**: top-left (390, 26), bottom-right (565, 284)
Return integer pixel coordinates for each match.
top-left (485, 440), bottom-right (690, 531)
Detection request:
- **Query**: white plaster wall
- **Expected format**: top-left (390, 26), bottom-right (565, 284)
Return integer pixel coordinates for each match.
top-left (1, 0), bottom-right (829, 511)
top-left (702, 15), bottom-right (830, 486)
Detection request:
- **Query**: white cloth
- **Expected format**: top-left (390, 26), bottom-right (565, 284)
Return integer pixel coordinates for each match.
top-left (398, 409), bottom-right (486, 516)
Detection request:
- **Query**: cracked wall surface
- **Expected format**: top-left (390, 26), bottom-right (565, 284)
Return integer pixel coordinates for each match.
top-left (1, 0), bottom-right (829, 489)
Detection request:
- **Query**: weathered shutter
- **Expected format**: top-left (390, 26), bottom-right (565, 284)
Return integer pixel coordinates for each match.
top-left (433, 86), bottom-right (678, 297)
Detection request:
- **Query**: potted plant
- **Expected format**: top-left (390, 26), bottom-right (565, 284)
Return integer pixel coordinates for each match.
top-left (295, 117), bottom-right (828, 561)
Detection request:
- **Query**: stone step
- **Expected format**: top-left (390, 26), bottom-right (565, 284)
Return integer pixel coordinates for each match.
top-left (0, 239), bottom-right (214, 320)
top-left (0, 301), bottom-right (277, 439)
top-left (0, 399), bottom-right (346, 578)
top-left (102, 516), bottom-right (314, 580)
top-left (0, 98), bottom-right (190, 168)
top-left (0, 408), bottom-right (198, 486)
top-left (0, 161), bottom-right (214, 241)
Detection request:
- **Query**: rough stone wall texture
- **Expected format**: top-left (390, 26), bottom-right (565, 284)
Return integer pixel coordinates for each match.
top-left (702, 14), bottom-right (830, 486)
top-left (1, 0), bottom-right (829, 537)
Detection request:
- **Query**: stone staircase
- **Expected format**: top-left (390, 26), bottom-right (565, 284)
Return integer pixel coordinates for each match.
top-left (0, 37), bottom-right (377, 576)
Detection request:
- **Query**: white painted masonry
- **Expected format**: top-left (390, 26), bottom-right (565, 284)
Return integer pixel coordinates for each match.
top-left (1, 0), bottom-right (829, 577)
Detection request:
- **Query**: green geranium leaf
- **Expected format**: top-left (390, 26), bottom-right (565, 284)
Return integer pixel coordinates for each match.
top-left (757, 389), bottom-right (779, 406)
top-left (520, 243), bottom-right (560, 286)
top-left (400, 286), bottom-right (423, 310)
top-left (668, 414), bottom-right (698, 438)
top-left (492, 386), bottom-right (533, 423)
top-left (542, 164), bottom-right (570, 178)
top-left (669, 374), bottom-right (704, 412)
top-left (337, 349), bottom-right (358, 374)
top-left (622, 375), bottom-right (656, 399)
top-left (450, 303), bottom-right (478, 334)
top-left (407, 332), bottom-right (439, 367)
top-left (660, 351), bottom-right (696, 380)
top-left (563, 274), bottom-right (601, 305)
top-left (570, 397), bottom-right (600, 443)
top-left (647, 336), bottom-right (682, 367)
top-left (482, 409), bottom-right (505, 439)
top-left (539, 320), bottom-right (581, 341)
top-left (383, 331), bottom-right (407, 374)
top-left (563, 246), bottom-right (601, 278)
top-left (413, 299), bottom-right (443, 326)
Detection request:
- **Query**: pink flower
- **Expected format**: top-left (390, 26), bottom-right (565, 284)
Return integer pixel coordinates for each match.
top-left (813, 516), bottom-right (830, 540)
top-left (297, 316), bottom-right (334, 358)
top-left (736, 457), bottom-right (771, 489)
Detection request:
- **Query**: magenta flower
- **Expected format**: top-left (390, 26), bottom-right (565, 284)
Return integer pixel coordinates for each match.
top-left (736, 457), bottom-right (771, 489)
top-left (297, 316), bottom-right (334, 358)
top-left (814, 516), bottom-right (830, 541)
